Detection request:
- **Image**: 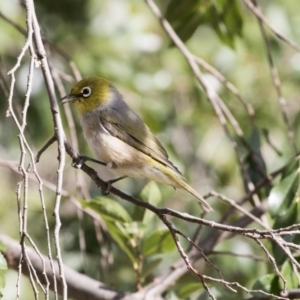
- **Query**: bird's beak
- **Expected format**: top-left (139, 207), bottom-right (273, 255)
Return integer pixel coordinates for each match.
top-left (60, 94), bottom-right (78, 104)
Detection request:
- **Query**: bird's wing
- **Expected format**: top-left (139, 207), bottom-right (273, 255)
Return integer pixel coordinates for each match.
top-left (99, 107), bottom-right (182, 175)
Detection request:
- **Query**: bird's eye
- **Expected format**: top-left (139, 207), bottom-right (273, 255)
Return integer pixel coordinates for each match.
top-left (81, 87), bottom-right (91, 98)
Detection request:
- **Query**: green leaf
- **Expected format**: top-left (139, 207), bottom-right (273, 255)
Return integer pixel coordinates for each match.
top-left (80, 198), bottom-right (140, 263)
top-left (81, 197), bottom-right (132, 223)
top-left (281, 260), bottom-right (298, 290)
top-left (140, 181), bottom-right (162, 205)
top-left (270, 275), bottom-right (281, 297)
top-left (252, 274), bottom-right (277, 297)
top-left (141, 229), bottom-right (175, 256)
top-left (215, 0), bottom-right (243, 47)
top-left (261, 128), bottom-right (283, 156)
top-left (261, 261), bottom-right (300, 298)
top-left (0, 243), bottom-right (6, 253)
top-left (178, 282), bottom-right (202, 298)
top-left (0, 253), bottom-right (7, 271)
top-left (271, 202), bottom-right (299, 265)
top-left (243, 127), bottom-right (270, 198)
top-left (165, 0), bottom-right (243, 45)
top-left (105, 221), bottom-right (137, 263)
top-left (273, 201), bottom-right (298, 229)
top-left (0, 253), bottom-right (6, 289)
top-left (140, 182), bottom-right (162, 224)
top-left (142, 258), bottom-right (162, 277)
top-left (268, 171), bottom-right (299, 218)
top-left (0, 271), bottom-right (5, 289)
top-left (281, 158), bottom-right (299, 179)
top-left (164, 0), bottom-right (202, 22)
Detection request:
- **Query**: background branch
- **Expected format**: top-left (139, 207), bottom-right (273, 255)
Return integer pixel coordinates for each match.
top-left (0, 233), bottom-right (124, 300)
top-left (1, 0), bottom-right (300, 299)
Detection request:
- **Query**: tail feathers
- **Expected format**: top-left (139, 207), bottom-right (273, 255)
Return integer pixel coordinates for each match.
top-left (176, 179), bottom-right (213, 212)
top-left (150, 161), bottom-right (213, 212)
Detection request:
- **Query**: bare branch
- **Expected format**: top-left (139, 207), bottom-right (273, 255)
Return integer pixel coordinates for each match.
top-left (28, 0), bottom-right (68, 297)
top-left (0, 233), bottom-right (124, 300)
top-left (251, 0), bottom-right (297, 153)
top-left (243, 0), bottom-right (300, 52)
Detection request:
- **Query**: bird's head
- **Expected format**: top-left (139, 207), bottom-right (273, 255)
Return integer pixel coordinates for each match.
top-left (61, 77), bottom-right (111, 114)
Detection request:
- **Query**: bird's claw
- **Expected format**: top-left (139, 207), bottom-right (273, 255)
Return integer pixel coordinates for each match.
top-left (101, 176), bottom-right (127, 195)
top-left (72, 155), bottom-right (106, 169)
top-left (102, 181), bottom-right (112, 195)
top-left (72, 156), bottom-right (86, 169)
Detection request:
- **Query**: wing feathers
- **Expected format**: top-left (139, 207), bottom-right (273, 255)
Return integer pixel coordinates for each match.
top-left (99, 107), bottom-right (182, 175)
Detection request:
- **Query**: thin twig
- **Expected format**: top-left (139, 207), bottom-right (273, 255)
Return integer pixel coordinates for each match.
top-left (251, 0), bottom-right (297, 153)
top-left (243, 0), bottom-right (300, 52)
top-left (206, 191), bottom-right (267, 228)
top-left (29, 0), bottom-right (68, 297)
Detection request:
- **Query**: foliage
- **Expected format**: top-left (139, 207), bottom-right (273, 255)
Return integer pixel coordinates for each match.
top-left (0, 250), bottom-right (7, 299)
top-left (165, 0), bottom-right (243, 47)
top-left (0, 0), bottom-right (300, 299)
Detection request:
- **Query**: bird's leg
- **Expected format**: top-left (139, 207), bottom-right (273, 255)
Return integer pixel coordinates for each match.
top-left (72, 155), bottom-right (107, 169)
top-left (71, 156), bottom-right (126, 194)
top-left (102, 176), bottom-right (127, 195)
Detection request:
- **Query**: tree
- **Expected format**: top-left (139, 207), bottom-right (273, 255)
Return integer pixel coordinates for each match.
top-left (0, 0), bottom-right (300, 299)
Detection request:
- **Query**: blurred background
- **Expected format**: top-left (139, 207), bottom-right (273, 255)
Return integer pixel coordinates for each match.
top-left (1, 0), bottom-right (300, 299)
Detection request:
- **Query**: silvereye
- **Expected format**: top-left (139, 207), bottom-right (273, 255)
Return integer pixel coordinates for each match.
top-left (61, 77), bottom-right (212, 212)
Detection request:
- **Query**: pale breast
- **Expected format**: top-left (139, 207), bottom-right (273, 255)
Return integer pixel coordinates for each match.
top-left (81, 111), bottom-right (150, 177)
top-left (80, 111), bottom-right (179, 186)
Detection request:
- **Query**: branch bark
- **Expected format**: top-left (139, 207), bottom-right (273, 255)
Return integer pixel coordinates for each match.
top-left (0, 233), bottom-right (125, 300)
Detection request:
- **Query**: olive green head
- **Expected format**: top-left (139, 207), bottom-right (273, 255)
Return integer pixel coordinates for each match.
top-left (61, 77), bottom-right (111, 114)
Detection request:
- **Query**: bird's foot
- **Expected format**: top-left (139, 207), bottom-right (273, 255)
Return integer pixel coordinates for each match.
top-left (102, 176), bottom-right (127, 195)
top-left (102, 181), bottom-right (112, 195)
top-left (72, 156), bottom-right (86, 169)
top-left (72, 155), bottom-right (106, 169)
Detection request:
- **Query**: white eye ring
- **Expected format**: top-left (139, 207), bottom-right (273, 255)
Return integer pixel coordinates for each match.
top-left (81, 87), bottom-right (91, 98)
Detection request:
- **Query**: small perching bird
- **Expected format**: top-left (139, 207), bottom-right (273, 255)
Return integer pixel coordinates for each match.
top-left (61, 77), bottom-right (213, 212)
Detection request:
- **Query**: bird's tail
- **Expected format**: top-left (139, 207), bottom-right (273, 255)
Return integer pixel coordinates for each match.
top-left (151, 161), bottom-right (213, 212)
top-left (174, 177), bottom-right (213, 212)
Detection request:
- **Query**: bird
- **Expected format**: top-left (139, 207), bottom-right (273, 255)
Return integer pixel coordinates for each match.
top-left (61, 77), bottom-right (213, 212)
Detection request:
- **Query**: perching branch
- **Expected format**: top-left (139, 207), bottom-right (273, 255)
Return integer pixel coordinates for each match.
top-left (1, 1), bottom-right (300, 299)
